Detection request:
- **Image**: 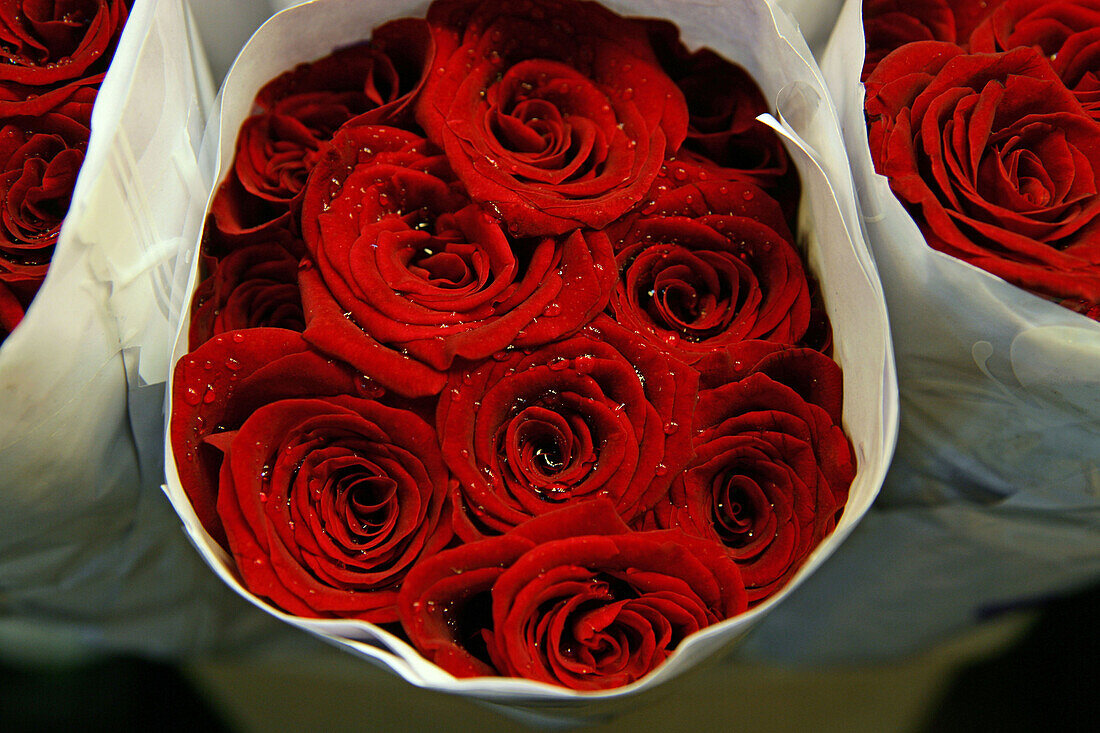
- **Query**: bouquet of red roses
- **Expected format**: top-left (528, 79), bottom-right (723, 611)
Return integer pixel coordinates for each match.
top-left (774, 0), bottom-right (1100, 662)
top-left (166, 0), bottom-right (895, 706)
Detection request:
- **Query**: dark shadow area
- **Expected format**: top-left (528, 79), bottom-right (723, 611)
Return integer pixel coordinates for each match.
top-left (922, 582), bottom-right (1099, 732)
top-left (2, 581), bottom-right (1097, 732)
top-left (0, 655), bottom-right (233, 733)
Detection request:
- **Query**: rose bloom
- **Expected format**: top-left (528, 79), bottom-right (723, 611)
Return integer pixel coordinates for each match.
top-left (0, 279), bottom-right (24, 342)
top-left (865, 43), bottom-right (1100, 306)
top-left (969, 0), bottom-right (1100, 121)
top-left (209, 21), bottom-right (433, 245)
top-left (608, 174), bottom-right (811, 363)
top-left (416, 0), bottom-right (688, 236)
top-left (862, 0), bottom-right (1012, 77)
top-left (643, 19), bottom-right (798, 209)
top-left (398, 499), bottom-right (747, 689)
top-left (188, 243), bottom-right (304, 350)
top-left (300, 124), bottom-right (615, 398)
top-left (647, 341), bottom-right (853, 604)
top-left (435, 315), bottom-right (697, 541)
top-left (0, 82), bottom-right (96, 290)
top-left (0, 0), bottom-right (128, 87)
top-left (172, 328), bottom-right (451, 622)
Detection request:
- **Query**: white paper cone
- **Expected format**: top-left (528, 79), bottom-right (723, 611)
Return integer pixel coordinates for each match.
top-left (163, 0), bottom-right (897, 718)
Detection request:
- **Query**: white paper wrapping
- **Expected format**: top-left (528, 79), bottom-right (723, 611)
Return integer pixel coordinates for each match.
top-left (163, 0), bottom-right (897, 715)
top-left (737, 0), bottom-right (1100, 664)
top-left (0, 0), bottom-right (294, 662)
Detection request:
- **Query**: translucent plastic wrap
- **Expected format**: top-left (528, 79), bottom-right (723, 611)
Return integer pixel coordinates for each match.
top-left (737, 0), bottom-right (1100, 664)
top-left (0, 0), bottom-right (290, 661)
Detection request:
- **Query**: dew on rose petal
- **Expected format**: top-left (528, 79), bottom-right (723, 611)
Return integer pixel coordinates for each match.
top-left (202, 386), bottom-right (217, 404)
top-left (543, 302), bottom-right (562, 317)
top-left (183, 385), bottom-right (202, 406)
top-left (655, 464), bottom-right (668, 476)
top-left (663, 421), bottom-right (679, 435)
top-left (225, 357), bottom-right (240, 371)
top-left (548, 357), bottom-right (569, 371)
top-left (492, 350), bottom-right (510, 361)
top-left (232, 332), bottom-right (245, 343)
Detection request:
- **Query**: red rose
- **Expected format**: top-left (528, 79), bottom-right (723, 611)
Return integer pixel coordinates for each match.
top-left (397, 500), bottom-right (746, 689)
top-left (0, 72), bottom-right (102, 117)
top-left (644, 22), bottom-right (797, 203)
top-left (969, 0), bottom-right (1100, 121)
top-left (863, 0), bottom-right (957, 78)
top-left (415, 0), bottom-right (688, 236)
top-left (299, 124), bottom-right (616, 398)
top-left (435, 315), bottom-right (697, 541)
top-left (172, 328), bottom-right (451, 622)
top-left (866, 43), bottom-right (1100, 305)
top-left (0, 84), bottom-right (95, 285)
top-left (861, 1), bottom-right (1019, 78)
top-left (0, 0), bottom-right (127, 87)
top-left (189, 243), bottom-right (304, 350)
top-left (649, 342), bottom-right (852, 604)
top-left (210, 22), bottom-right (433, 245)
top-left (608, 177), bottom-right (811, 363)
top-left (254, 18), bottom-right (433, 127)
top-left (0, 278), bottom-right (24, 341)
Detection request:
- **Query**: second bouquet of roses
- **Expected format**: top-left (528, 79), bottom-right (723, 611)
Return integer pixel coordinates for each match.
top-left (771, 0), bottom-right (1100, 663)
top-left (165, 0), bottom-right (896, 704)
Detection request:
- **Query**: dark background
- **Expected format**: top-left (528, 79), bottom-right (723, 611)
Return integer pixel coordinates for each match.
top-left (2, 583), bottom-right (1095, 732)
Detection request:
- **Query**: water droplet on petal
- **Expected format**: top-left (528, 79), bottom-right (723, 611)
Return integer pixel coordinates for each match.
top-left (184, 385), bottom-right (202, 406)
